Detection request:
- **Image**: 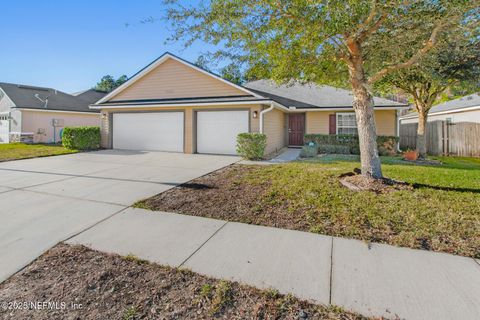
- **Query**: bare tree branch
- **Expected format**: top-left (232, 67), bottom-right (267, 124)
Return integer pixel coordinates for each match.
top-left (368, 21), bottom-right (446, 84)
top-left (354, 0), bottom-right (386, 43)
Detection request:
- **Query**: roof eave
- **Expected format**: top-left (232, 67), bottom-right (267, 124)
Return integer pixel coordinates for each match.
top-left (90, 99), bottom-right (275, 109)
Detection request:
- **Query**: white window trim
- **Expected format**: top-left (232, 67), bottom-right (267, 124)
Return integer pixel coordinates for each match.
top-left (336, 112), bottom-right (358, 135)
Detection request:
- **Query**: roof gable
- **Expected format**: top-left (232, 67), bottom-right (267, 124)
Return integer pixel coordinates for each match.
top-left (98, 53), bottom-right (261, 104)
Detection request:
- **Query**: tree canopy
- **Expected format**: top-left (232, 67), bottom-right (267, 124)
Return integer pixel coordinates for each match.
top-left (95, 75), bottom-right (128, 92)
top-left (164, 0), bottom-right (478, 87)
top-left (378, 27), bottom-right (480, 106)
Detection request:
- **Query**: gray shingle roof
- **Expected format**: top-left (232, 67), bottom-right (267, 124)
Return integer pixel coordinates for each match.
top-left (74, 89), bottom-right (107, 105)
top-left (399, 93), bottom-right (480, 119)
top-left (428, 93), bottom-right (480, 113)
top-left (244, 80), bottom-right (406, 108)
top-left (0, 82), bottom-right (102, 113)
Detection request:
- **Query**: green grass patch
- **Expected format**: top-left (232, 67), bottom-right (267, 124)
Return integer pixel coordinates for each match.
top-left (244, 155), bottom-right (480, 258)
top-left (0, 143), bottom-right (77, 162)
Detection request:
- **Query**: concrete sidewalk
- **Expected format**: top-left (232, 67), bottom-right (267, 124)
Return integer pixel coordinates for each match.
top-left (67, 208), bottom-right (480, 320)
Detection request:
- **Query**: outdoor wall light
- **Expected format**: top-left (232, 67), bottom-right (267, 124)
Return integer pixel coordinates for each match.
top-left (253, 111), bottom-right (258, 118)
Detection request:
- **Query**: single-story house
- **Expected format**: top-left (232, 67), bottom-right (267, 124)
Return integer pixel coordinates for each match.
top-left (90, 52), bottom-right (407, 155)
top-left (399, 93), bottom-right (480, 125)
top-left (0, 83), bottom-right (106, 143)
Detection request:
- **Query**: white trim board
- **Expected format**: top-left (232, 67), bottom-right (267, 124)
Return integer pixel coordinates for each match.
top-left (96, 53), bottom-right (264, 104)
top-left (91, 100), bottom-right (275, 109)
top-left (91, 100), bottom-right (404, 112)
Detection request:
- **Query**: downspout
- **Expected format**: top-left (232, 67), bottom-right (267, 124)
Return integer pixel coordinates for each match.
top-left (396, 110), bottom-right (401, 152)
top-left (259, 102), bottom-right (275, 134)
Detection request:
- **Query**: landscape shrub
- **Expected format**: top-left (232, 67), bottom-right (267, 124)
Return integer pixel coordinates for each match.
top-left (317, 144), bottom-right (351, 154)
top-left (236, 133), bottom-right (267, 160)
top-left (304, 134), bottom-right (398, 155)
top-left (300, 143), bottom-right (318, 158)
top-left (62, 126), bottom-right (101, 150)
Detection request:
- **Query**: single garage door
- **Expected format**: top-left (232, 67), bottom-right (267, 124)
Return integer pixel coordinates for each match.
top-left (0, 115), bottom-right (9, 144)
top-left (113, 112), bottom-right (184, 152)
top-left (197, 110), bottom-right (249, 155)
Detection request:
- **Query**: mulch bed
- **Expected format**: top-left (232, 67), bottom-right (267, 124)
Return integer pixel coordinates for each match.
top-left (339, 170), bottom-right (413, 193)
top-left (0, 244), bottom-right (368, 320)
top-left (136, 165), bottom-right (312, 231)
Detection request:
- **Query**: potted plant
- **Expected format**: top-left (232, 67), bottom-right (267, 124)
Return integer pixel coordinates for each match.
top-left (403, 149), bottom-right (418, 161)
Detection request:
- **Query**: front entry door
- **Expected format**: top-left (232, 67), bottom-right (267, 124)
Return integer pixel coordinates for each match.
top-left (288, 114), bottom-right (305, 146)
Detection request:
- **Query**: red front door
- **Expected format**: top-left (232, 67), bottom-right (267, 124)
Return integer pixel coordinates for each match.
top-left (288, 114), bottom-right (305, 146)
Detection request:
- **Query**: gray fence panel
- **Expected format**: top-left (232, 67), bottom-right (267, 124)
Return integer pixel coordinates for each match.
top-left (399, 120), bottom-right (480, 157)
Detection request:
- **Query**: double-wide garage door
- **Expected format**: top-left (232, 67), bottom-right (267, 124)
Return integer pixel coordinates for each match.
top-left (113, 112), bottom-right (184, 152)
top-left (112, 110), bottom-right (249, 155)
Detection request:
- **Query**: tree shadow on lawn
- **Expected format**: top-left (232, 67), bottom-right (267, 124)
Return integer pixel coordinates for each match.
top-left (412, 183), bottom-right (480, 194)
top-left (180, 182), bottom-right (215, 190)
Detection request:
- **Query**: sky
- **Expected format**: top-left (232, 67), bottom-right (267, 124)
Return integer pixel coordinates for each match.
top-left (0, 0), bottom-right (212, 93)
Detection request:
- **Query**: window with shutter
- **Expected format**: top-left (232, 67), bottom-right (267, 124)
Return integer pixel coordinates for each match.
top-left (336, 113), bottom-right (358, 135)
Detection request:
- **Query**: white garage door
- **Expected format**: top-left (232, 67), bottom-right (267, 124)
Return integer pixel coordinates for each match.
top-left (197, 110), bottom-right (249, 155)
top-left (113, 112), bottom-right (184, 152)
top-left (0, 116), bottom-right (9, 144)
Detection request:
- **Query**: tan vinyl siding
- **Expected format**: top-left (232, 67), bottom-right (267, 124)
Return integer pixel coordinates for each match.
top-left (21, 110), bottom-right (101, 143)
top-left (306, 112), bottom-right (330, 134)
top-left (375, 110), bottom-right (397, 136)
top-left (306, 110), bottom-right (397, 136)
top-left (101, 104), bottom-right (263, 153)
top-left (101, 112), bottom-right (111, 148)
top-left (263, 108), bottom-right (286, 155)
top-left (111, 58), bottom-right (247, 101)
top-left (184, 108), bottom-right (193, 153)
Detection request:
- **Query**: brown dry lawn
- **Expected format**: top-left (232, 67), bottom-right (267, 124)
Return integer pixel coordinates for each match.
top-left (0, 244), bottom-right (368, 320)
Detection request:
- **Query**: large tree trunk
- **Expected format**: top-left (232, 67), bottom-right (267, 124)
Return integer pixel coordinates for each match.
top-left (416, 109), bottom-right (428, 159)
top-left (347, 42), bottom-right (383, 179)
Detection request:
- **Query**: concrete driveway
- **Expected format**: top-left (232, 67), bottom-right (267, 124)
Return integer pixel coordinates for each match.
top-left (0, 149), bottom-right (239, 282)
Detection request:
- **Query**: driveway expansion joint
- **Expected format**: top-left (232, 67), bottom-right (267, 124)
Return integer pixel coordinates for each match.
top-left (178, 221), bottom-right (229, 268)
top-left (62, 206), bottom-right (130, 244)
top-left (19, 189), bottom-right (128, 207)
top-left (328, 236), bottom-right (334, 305)
top-left (473, 258), bottom-right (480, 268)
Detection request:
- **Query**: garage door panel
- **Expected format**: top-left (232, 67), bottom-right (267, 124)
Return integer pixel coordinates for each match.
top-left (197, 111), bottom-right (249, 155)
top-left (113, 112), bottom-right (184, 152)
top-left (0, 119), bottom-right (9, 144)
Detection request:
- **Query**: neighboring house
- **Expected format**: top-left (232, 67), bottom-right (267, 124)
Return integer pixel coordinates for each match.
top-left (399, 93), bottom-right (480, 125)
top-left (0, 84), bottom-right (106, 143)
top-left (90, 52), bottom-right (407, 156)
